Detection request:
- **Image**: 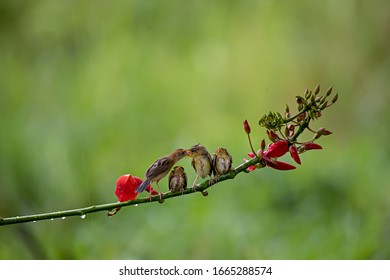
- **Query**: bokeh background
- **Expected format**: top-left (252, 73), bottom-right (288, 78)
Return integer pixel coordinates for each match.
top-left (1, 0), bottom-right (389, 259)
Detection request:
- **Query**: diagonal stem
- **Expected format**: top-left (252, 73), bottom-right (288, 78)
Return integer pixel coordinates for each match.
top-left (0, 157), bottom-right (261, 226)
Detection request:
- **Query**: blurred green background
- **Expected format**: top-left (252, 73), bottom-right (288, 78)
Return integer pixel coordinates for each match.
top-left (1, 0), bottom-right (389, 259)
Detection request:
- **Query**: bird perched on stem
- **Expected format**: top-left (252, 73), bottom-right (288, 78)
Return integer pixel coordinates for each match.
top-left (136, 149), bottom-right (189, 199)
top-left (212, 147), bottom-right (233, 182)
top-left (188, 144), bottom-right (213, 190)
top-left (168, 166), bottom-right (188, 194)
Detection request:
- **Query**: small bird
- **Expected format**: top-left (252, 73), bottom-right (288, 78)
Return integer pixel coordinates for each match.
top-left (188, 144), bottom-right (213, 190)
top-left (212, 147), bottom-right (233, 181)
top-left (168, 166), bottom-right (188, 194)
top-left (136, 149), bottom-right (189, 197)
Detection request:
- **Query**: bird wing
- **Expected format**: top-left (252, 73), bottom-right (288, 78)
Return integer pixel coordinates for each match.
top-left (145, 156), bottom-right (172, 180)
top-left (168, 169), bottom-right (175, 190)
top-left (207, 152), bottom-right (213, 176)
top-left (211, 152), bottom-right (217, 176)
top-left (183, 170), bottom-right (188, 188)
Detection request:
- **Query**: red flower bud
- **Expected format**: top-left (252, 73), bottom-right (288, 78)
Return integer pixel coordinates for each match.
top-left (322, 128), bottom-right (333, 135)
top-left (266, 160), bottom-right (296, 171)
top-left (260, 139), bottom-right (266, 150)
top-left (264, 140), bottom-right (289, 158)
top-left (243, 119), bottom-right (251, 134)
top-left (289, 145), bottom-right (301, 165)
top-left (304, 142), bottom-right (323, 150)
top-left (248, 165), bottom-right (256, 172)
top-left (248, 152), bottom-right (255, 158)
top-left (266, 130), bottom-right (280, 142)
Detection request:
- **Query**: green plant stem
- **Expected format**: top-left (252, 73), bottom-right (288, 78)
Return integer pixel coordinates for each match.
top-left (290, 120), bottom-right (310, 142)
top-left (0, 156), bottom-right (261, 227)
top-left (247, 134), bottom-right (257, 156)
top-left (284, 106), bottom-right (307, 123)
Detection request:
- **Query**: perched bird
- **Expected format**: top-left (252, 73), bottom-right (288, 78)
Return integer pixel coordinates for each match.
top-left (168, 166), bottom-right (188, 194)
top-left (212, 147), bottom-right (233, 181)
top-left (136, 149), bottom-right (189, 197)
top-left (188, 144), bottom-right (213, 190)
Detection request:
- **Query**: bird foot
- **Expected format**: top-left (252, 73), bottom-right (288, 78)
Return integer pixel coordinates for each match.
top-left (158, 192), bottom-right (164, 203)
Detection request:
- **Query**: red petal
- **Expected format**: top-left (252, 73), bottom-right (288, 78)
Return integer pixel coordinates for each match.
top-left (115, 174), bottom-right (142, 202)
top-left (266, 160), bottom-right (296, 171)
top-left (248, 165), bottom-right (256, 172)
top-left (289, 145), bottom-right (301, 165)
top-left (264, 140), bottom-right (289, 158)
top-left (248, 152), bottom-right (255, 158)
top-left (304, 143), bottom-right (323, 150)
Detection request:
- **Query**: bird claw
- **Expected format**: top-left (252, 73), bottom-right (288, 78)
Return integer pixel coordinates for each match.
top-left (157, 192), bottom-right (165, 203)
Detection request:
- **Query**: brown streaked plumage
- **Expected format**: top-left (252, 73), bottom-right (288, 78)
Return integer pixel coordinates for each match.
top-left (168, 166), bottom-right (188, 194)
top-left (136, 149), bottom-right (189, 196)
top-left (188, 144), bottom-right (213, 190)
top-left (212, 147), bottom-right (233, 181)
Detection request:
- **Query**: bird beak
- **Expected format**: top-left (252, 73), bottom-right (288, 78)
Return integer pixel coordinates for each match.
top-left (185, 149), bottom-right (192, 157)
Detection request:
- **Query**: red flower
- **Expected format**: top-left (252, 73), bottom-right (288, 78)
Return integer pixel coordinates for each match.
top-left (115, 174), bottom-right (158, 202)
top-left (261, 140), bottom-right (296, 171)
top-left (263, 140), bottom-right (289, 158)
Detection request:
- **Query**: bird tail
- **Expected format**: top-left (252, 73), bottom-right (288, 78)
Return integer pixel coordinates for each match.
top-left (136, 178), bottom-right (151, 193)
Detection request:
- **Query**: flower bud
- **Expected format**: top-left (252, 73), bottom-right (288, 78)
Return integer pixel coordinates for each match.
top-left (284, 126), bottom-right (289, 137)
top-left (298, 146), bottom-right (307, 153)
top-left (243, 119), bottom-right (251, 134)
top-left (285, 104), bottom-right (291, 118)
top-left (325, 86), bottom-right (333, 97)
top-left (266, 130), bottom-right (280, 142)
top-left (331, 93), bottom-right (338, 104)
top-left (314, 84), bottom-right (320, 95)
top-left (260, 139), bottom-right (266, 150)
top-left (297, 113), bottom-right (305, 122)
top-left (305, 89), bottom-right (311, 99)
top-left (304, 142), bottom-right (323, 150)
top-left (296, 96), bottom-right (305, 104)
top-left (319, 101), bottom-right (328, 110)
